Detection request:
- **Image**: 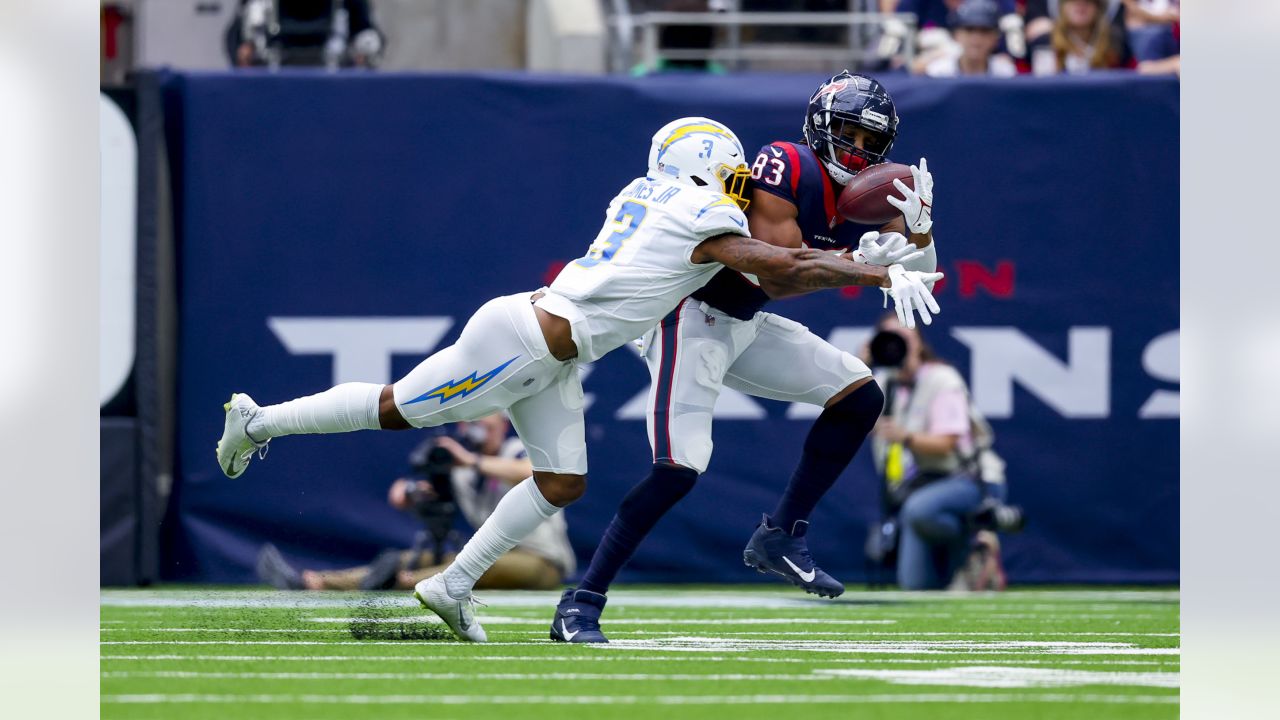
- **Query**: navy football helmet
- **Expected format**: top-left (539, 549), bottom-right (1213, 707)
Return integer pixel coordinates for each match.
top-left (802, 71), bottom-right (899, 185)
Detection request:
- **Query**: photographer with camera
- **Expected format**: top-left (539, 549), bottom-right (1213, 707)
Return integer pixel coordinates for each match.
top-left (257, 413), bottom-right (574, 591)
top-left (864, 312), bottom-right (1022, 591)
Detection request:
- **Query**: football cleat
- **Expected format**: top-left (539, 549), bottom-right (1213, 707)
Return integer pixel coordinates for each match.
top-left (743, 514), bottom-right (845, 598)
top-left (216, 393), bottom-right (269, 479)
top-left (549, 588), bottom-right (608, 643)
top-left (414, 574), bottom-right (487, 643)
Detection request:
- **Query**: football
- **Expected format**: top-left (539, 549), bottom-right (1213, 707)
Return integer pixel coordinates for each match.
top-left (836, 162), bottom-right (914, 225)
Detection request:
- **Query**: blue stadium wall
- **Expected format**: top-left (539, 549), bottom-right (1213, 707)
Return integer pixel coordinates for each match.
top-left (153, 70), bottom-right (1179, 585)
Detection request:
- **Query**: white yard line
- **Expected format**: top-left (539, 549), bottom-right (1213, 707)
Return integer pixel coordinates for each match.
top-left (101, 671), bottom-right (833, 681)
top-left (99, 639), bottom-right (1180, 656)
top-left (102, 669), bottom-right (1179, 686)
top-left (100, 692), bottom-right (1179, 705)
top-left (100, 588), bottom-right (1179, 609)
top-left (596, 638), bottom-right (1181, 655)
top-left (100, 654), bottom-right (1176, 666)
top-left (812, 666), bottom-right (1179, 689)
top-left (308, 616), bottom-right (898, 625)
top-left (100, 627), bottom-right (1177, 638)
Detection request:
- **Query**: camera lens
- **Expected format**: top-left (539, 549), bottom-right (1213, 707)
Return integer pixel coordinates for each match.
top-left (869, 330), bottom-right (908, 368)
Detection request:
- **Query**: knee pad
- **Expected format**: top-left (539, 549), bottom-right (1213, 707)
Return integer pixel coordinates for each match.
top-left (537, 473), bottom-right (587, 507)
top-left (651, 463), bottom-right (699, 492)
top-left (827, 379), bottom-right (885, 422)
top-left (618, 463), bottom-right (699, 517)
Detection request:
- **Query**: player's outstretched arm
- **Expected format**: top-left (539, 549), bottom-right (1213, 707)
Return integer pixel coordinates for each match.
top-left (744, 189), bottom-right (819, 300)
top-left (692, 233), bottom-right (943, 329)
top-left (694, 232), bottom-right (888, 290)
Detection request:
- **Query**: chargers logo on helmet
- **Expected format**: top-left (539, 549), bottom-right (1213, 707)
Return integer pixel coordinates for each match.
top-left (647, 117), bottom-right (752, 211)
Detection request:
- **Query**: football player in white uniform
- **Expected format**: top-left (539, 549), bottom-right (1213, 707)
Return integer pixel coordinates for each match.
top-left (215, 117), bottom-right (943, 641)
top-left (551, 73), bottom-right (939, 644)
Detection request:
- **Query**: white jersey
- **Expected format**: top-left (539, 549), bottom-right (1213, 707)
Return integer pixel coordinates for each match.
top-left (539, 175), bottom-right (750, 363)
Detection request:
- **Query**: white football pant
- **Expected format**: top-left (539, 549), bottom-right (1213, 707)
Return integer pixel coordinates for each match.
top-left (642, 299), bottom-right (872, 474)
top-left (393, 291), bottom-right (587, 475)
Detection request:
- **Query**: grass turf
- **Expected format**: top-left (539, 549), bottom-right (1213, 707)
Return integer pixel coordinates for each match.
top-left (101, 585), bottom-right (1178, 719)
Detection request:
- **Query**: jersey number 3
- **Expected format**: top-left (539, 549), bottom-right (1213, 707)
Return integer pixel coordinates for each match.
top-left (576, 201), bottom-right (647, 268)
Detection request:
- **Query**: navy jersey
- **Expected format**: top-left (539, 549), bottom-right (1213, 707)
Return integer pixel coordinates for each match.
top-left (691, 141), bottom-right (883, 320)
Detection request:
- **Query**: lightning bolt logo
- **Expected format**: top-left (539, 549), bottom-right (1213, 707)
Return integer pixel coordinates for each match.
top-left (402, 355), bottom-right (520, 406)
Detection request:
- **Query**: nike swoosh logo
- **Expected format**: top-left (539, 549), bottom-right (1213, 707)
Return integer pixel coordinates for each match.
top-left (782, 556), bottom-right (817, 583)
top-left (770, 147), bottom-right (783, 158)
top-left (458, 607), bottom-right (470, 630)
top-left (730, 216), bottom-right (745, 228)
top-left (728, 150), bottom-right (739, 157)
top-left (560, 620), bottom-right (578, 641)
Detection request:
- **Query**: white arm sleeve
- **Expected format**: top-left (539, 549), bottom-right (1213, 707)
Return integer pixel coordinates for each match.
top-left (901, 237), bottom-right (938, 291)
top-left (900, 237), bottom-right (937, 274)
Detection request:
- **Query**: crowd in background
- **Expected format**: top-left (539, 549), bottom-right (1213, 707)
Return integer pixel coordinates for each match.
top-left (631, 0), bottom-right (1179, 77)
top-left (892, 0), bottom-right (1180, 77)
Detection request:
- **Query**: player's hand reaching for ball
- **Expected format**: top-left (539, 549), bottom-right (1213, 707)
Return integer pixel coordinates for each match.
top-left (886, 158), bottom-right (933, 236)
top-left (851, 231), bottom-right (924, 267)
top-left (886, 265), bottom-right (944, 330)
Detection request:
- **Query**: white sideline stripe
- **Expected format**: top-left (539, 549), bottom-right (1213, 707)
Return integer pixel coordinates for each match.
top-left (102, 671), bottom-right (831, 681)
top-left (596, 638), bottom-right (1181, 656)
top-left (102, 669), bottom-right (1180, 686)
top-left (101, 627), bottom-right (1177, 638)
top-left (812, 666), bottom-right (1179, 689)
top-left (100, 654), bottom-right (1176, 666)
top-left (100, 639), bottom-right (1180, 656)
top-left (307, 616), bottom-right (898, 626)
top-left (99, 588), bottom-right (1179, 609)
top-left (100, 692), bottom-right (1179, 705)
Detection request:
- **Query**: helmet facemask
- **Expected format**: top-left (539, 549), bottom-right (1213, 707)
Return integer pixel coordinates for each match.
top-left (803, 72), bottom-right (899, 186)
top-left (714, 163), bottom-right (752, 211)
top-left (817, 112), bottom-right (895, 179)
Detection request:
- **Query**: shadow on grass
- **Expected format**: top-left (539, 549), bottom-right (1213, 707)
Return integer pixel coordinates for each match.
top-left (346, 598), bottom-right (455, 641)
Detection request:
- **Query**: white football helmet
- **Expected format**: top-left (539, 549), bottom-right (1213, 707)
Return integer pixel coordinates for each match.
top-left (647, 117), bottom-right (752, 210)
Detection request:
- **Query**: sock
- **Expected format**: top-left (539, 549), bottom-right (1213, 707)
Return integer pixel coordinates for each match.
top-left (247, 382), bottom-right (383, 440)
top-left (577, 464), bottom-right (699, 595)
top-left (771, 380), bottom-right (884, 533)
top-left (443, 477), bottom-right (559, 595)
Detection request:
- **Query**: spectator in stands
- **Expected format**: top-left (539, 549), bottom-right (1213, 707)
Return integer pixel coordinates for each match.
top-left (1025, 0), bottom-right (1132, 74)
top-left (915, 0), bottom-right (1018, 77)
top-left (865, 313), bottom-right (1016, 591)
top-left (891, 0), bottom-right (1016, 29)
top-left (226, 0), bottom-right (385, 69)
top-left (882, 0), bottom-right (1024, 69)
top-left (256, 413), bottom-right (575, 591)
top-left (1122, 0), bottom-right (1178, 63)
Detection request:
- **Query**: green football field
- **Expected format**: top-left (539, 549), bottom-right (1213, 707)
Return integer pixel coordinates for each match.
top-left (101, 586), bottom-right (1178, 719)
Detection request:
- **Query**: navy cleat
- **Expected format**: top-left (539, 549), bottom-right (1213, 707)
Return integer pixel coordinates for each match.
top-left (549, 588), bottom-right (609, 643)
top-left (743, 514), bottom-right (845, 598)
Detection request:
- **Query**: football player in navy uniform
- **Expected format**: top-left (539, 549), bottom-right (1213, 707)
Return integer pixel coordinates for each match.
top-left (551, 73), bottom-right (940, 643)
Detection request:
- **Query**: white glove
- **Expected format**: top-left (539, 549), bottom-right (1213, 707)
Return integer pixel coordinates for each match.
top-left (886, 158), bottom-right (934, 236)
top-left (851, 231), bottom-right (924, 267)
top-left (886, 264), bottom-right (944, 330)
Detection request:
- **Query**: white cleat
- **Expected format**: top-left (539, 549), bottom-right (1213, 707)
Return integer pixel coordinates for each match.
top-left (215, 393), bottom-right (269, 479)
top-left (414, 574), bottom-right (487, 643)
